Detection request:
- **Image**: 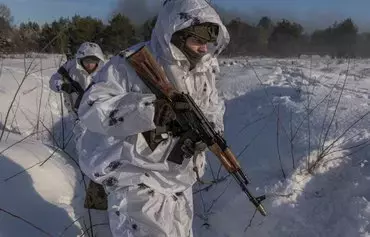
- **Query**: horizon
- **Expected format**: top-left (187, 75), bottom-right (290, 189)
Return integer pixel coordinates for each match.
top-left (2, 0), bottom-right (370, 32)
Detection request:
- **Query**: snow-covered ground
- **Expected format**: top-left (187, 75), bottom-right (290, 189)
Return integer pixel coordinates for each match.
top-left (0, 55), bottom-right (369, 237)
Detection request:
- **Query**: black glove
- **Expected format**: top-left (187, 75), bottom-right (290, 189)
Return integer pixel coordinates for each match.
top-left (60, 81), bottom-right (80, 94)
top-left (181, 138), bottom-right (207, 159)
top-left (153, 99), bottom-right (177, 127)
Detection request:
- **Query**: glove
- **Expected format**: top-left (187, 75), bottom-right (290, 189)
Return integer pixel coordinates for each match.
top-left (181, 138), bottom-right (207, 159)
top-left (153, 99), bottom-right (176, 127)
top-left (60, 81), bottom-right (80, 94)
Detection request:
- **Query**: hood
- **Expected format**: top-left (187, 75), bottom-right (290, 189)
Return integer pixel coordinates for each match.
top-left (75, 42), bottom-right (105, 74)
top-left (76, 42), bottom-right (105, 62)
top-left (150, 0), bottom-right (229, 64)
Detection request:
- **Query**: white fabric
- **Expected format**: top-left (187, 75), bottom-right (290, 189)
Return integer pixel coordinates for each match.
top-left (76, 42), bottom-right (105, 62)
top-left (49, 42), bottom-right (105, 119)
top-left (107, 185), bottom-right (194, 237)
top-left (77, 0), bottom-right (229, 236)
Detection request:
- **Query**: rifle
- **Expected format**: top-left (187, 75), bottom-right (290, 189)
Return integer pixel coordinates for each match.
top-left (57, 66), bottom-right (85, 112)
top-left (127, 46), bottom-right (267, 216)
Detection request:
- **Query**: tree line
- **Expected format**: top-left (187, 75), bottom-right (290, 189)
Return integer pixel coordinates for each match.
top-left (0, 3), bottom-right (366, 58)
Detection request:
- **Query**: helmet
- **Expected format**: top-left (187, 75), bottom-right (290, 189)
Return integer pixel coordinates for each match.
top-left (176, 22), bottom-right (219, 44)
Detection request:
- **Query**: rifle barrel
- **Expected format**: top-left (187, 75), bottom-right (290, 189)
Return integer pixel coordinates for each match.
top-left (231, 172), bottom-right (267, 216)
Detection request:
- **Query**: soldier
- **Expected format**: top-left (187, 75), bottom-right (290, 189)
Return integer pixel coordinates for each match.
top-left (77, 0), bottom-right (229, 236)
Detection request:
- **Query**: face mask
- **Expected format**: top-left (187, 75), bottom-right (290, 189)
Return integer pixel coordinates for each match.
top-left (171, 37), bottom-right (211, 69)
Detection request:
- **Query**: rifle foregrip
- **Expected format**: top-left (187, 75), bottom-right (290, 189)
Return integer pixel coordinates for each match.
top-left (209, 144), bottom-right (239, 172)
top-left (224, 148), bottom-right (241, 169)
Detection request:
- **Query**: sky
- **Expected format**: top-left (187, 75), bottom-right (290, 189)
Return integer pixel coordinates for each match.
top-left (2, 0), bottom-right (370, 31)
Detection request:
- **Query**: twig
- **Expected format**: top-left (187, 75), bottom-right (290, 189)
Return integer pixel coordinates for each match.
top-left (193, 177), bottom-right (227, 194)
top-left (244, 209), bottom-right (257, 233)
top-left (324, 139), bottom-right (369, 157)
top-left (289, 109), bottom-right (296, 169)
top-left (321, 110), bottom-right (370, 158)
top-left (199, 185), bottom-right (208, 215)
top-left (0, 60), bottom-right (34, 141)
top-left (78, 223), bottom-right (109, 237)
top-left (205, 156), bottom-right (217, 181)
top-left (0, 24), bottom-right (70, 142)
top-left (236, 114), bottom-right (272, 160)
top-left (39, 120), bottom-right (77, 166)
top-left (320, 142), bottom-right (370, 166)
top-left (292, 65), bottom-right (343, 143)
top-left (3, 148), bottom-right (58, 182)
top-left (317, 90), bottom-right (332, 156)
top-left (308, 60), bottom-right (352, 172)
top-left (206, 179), bottom-right (233, 213)
top-left (276, 103), bottom-right (286, 179)
top-left (237, 112), bottom-right (272, 136)
top-left (6, 100), bottom-right (22, 141)
top-left (36, 58), bottom-right (44, 139)
top-left (39, 147), bottom-right (59, 166)
top-left (0, 131), bottom-right (40, 155)
top-left (306, 57), bottom-right (313, 170)
top-left (40, 116), bottom-right (93, 237)
top-left (291, 81), bottom-right (337, 142)
top-left (320, 59), bottom-right (351, 156)
top-left (59, 216), bottom-right (84, 237)
top-left (214, 116), bottom-right (271, 182)
top-left (60, 93), bottom-right (65, 148)
top-left (0, 208), bottom-right (53, 237)
top-left (243, 60), bottom-right (290, 140)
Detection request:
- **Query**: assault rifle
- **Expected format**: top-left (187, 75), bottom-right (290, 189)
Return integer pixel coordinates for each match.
top-left (127, 46), bottom-right (267, 216)
top-left (57, 66), bottom-right (85, 112)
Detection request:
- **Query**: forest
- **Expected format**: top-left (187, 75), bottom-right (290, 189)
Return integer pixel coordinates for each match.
top-left (0, 3), bottom-right (365, 58)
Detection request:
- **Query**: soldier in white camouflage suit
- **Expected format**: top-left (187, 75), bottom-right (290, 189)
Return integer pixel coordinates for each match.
top-left (49, 42), bottom-right (105, 120)
top-left (77, 0), bottom-right (230, 236)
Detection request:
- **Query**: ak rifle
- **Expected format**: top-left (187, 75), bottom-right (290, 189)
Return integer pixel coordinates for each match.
top-left (127, 46), bottom-right (267, 216)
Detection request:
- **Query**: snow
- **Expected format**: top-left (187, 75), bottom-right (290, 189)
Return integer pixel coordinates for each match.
top-left (1, 55), bottom-right (370, 237)
top-left (194, 57), bottom-right (370, 237)
top-left (0, 56), bottom-right (110, 237)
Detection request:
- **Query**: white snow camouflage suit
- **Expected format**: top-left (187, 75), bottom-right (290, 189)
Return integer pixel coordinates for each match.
top-left (49, 42), bottom-right (105, 120)
top-left (77, 0), bottom-right (230, 236)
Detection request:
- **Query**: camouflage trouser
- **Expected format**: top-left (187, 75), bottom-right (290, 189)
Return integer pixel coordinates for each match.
top-left (108, 185), bottom-right (194, 237)
top-left (84, 180), bottom-right (108, 210)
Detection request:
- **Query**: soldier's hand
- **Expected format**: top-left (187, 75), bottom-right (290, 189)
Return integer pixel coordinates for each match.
top-left (153, 99), bottom-right (176, 127)
top-left (181, 139), bottom-right (207, 158)
top-left (60, 81), bottom-right (80, 94)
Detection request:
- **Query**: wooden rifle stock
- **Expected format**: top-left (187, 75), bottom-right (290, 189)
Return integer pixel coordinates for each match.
top-left (127, 46), bottom-right (175, 98)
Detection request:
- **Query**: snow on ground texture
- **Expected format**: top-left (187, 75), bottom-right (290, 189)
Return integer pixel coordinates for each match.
top-left (0, 55), bottom-right (370, 237)
top-left (194, 57), bottom-right (370, 237)
top-left (0, 133), bottom-right (81, 237)
top-left (0, 56), bottom-right (110, 237)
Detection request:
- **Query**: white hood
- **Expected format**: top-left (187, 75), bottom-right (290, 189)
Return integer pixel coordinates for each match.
top-left (150, 0), bottom-right (230, 63)
top-left (76, 42), bottom-right (105, 62)
top-left (75, 42), bottom-right (105, 71)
